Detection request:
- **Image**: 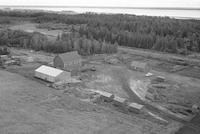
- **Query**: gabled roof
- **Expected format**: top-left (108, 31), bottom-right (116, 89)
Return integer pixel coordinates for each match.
top-left (58, 51), bottom-right (81, 63)
top-left (35, 65), bottom-right (63, 77)
top-left (131, 61), bottom-right (148, 69)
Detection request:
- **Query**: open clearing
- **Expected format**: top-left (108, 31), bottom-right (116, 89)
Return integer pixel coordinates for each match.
top-left (9, 22), bottom-right (64, 41)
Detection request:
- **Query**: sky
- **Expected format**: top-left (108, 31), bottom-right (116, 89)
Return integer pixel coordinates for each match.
top-left (1, 0), bottom-right (200, 8)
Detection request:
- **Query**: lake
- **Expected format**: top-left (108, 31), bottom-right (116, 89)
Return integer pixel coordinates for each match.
top-left (1, 6), bottom-right (200, 19)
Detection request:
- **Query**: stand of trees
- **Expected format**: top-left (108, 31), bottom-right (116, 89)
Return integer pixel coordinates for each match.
top-left (34, 12), bottom-right (200, 55)
top-left (0, 30), bottom-right (118, 54)
top-left (0, 10), bottom-right (200, 55)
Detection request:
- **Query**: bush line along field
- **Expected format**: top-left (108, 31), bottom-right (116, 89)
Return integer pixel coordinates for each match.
top-left (0, 10), bottom-right (200, 55)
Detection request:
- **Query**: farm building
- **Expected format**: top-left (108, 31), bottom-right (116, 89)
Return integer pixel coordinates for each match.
top-left (128, 102), bottom-right (144, 113)
top-left (113, 96), bottom-right (128, 107)
top-left (130, 61), bottom-right (151, 72)
top-left (34, 65), bottom-right (71, 83)
top-left (94, 90), bottom-right (114, 102)
top-left (53, 51), bottom-right (82, 72)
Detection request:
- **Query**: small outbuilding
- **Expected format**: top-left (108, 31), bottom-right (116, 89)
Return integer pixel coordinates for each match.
top-left (128, 102), bottom-right (144, 113)
top-left (94, 90), bottom-right (114, 102)
top-left (34, 65), bottom-right (71, 83)
top-left (113, 96), bottom-right (128, 107)
top-left (131, 61), bottom-right (151, 73)
top-left (53, 51), bottom-right (82, 72)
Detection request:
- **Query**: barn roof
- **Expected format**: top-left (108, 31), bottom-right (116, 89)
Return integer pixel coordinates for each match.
top-left (131, 61), bottom-right (148, 69)
top-left (58, 51), bottom-right (81, 63)
top-left (35, 65), bottom-right (64, 77)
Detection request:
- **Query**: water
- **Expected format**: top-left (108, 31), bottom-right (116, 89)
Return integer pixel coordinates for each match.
top-left (1, 6), bottom-right (200, 19)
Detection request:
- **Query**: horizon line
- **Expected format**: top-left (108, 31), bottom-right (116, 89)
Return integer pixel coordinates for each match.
top-left (0, 5), bottom-right (200, 10)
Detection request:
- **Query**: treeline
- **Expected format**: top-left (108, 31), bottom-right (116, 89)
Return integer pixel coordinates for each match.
top-left (54, 33), bottom-right (118, 54)
top-left (0, 30), bottom-right (117, 54)
top-left (45, 32), bottom-right (118, 54)
top-left (1, 10), bottom-right (200, 54)
top-left (34, 12), bottom-right (200, 55)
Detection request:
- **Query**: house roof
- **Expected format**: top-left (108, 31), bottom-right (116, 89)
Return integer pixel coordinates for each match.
top-left (131, 61), bottom-right (148, 69)
top-left (35, 65), bottom-right (64, 77)
top-left (58, 51), bottom-right (81, 63)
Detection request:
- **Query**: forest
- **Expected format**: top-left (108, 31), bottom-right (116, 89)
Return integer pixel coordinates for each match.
top-left (0, 29), bottom-right (118, 54)
top-left (0, 10), bottom-right (200, 55)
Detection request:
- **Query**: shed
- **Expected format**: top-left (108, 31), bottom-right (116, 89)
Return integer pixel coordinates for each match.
top-left (34, 65), bottom-right (71, 83)
top-left (131, 61), bottom-right (151, 72)
top-left (128, 102), bottom-right (144, 113)
top-left (53, 51), bottom-right (82, 72)
top-left (95, 90), bottom-right (114, 102)
top-left (113, 96), bottom-right (128, 107)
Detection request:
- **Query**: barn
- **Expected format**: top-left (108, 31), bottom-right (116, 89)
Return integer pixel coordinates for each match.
top-left (53, 51), bottom-right (82, 72)
top-left (131, 61), bottom-right (151, 72)
top-left (34, 65), bottom-right (71, 83)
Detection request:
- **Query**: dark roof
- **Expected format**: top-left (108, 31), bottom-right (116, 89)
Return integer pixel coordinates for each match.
top-left (58, 51), bottom-right (81, 63)
top-left (131, 61), bottom-right (148, 69)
